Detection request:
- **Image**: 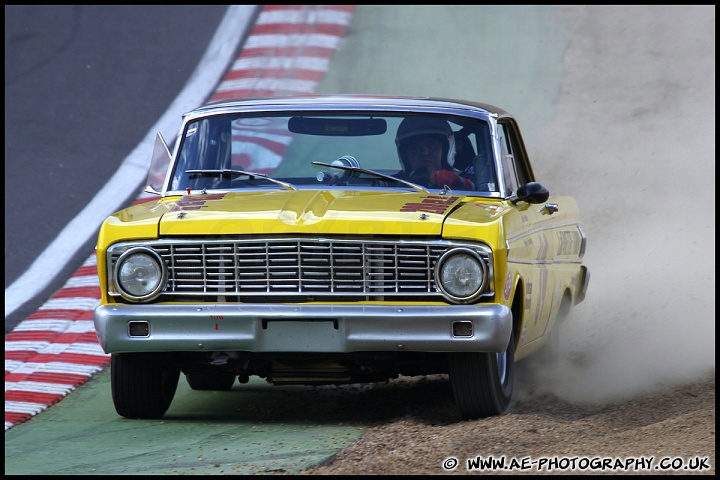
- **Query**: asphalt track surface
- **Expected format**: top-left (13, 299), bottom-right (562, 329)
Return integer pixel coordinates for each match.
top-left (4, 5), bottom-right (246, 327)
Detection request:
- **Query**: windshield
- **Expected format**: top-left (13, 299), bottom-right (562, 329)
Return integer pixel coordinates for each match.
top-left (167, 112), bottom-right (497, 194)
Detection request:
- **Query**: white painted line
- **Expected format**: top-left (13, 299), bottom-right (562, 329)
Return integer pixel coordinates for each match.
top-left (258, 7), bottom-right (352, 25)
top-left (12, 320), bottom-right (74, 332)
top-left (245, 33), bottom-right (344, 49)
top-left (5, 401), bottom-right (48, 415)
top-left (37, 298), bottom-right (100, 311)
top-left (6, 382), bottom-right (76, 395)
top-left (215, 77), bottom-right (319, 94)
top-left (7, 361), bottom-right (105, 376)
top-left (5, 342), bottom-right (107, 356)
top-left (231, 55), bottom-right (330, 71)
top-left (64, 276), bottom-right (100, 288)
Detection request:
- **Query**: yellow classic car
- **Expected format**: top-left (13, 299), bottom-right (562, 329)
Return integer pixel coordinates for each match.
top-left (93, 95), bottom-right (589, 420)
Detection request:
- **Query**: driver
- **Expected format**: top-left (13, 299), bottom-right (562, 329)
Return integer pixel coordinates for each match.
top-left (395, 116), bottom-right (474, 190)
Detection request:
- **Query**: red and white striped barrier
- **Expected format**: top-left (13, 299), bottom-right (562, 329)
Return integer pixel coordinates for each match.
top-left (4, 4), bottom-right (354, 431)
top-left (210, 5), bottom-right (352, 102)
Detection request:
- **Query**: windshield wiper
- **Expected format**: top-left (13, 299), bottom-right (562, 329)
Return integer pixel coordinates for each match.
top-left (185, 169), bottom-right (296, 190)
top-left (312, 162), bottom-right (429, 193)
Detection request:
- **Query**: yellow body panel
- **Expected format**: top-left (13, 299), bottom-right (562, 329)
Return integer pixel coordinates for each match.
top-left (97, 190), bottom-right (471, 249)
top-left (439, 195), bottom-right (586, 357)
top-left (96, 189), bottom-right (586, 360)
top-left (156, 191), bottom-right (461, 236)
top-left (502, 196), bottom-right (585, 355)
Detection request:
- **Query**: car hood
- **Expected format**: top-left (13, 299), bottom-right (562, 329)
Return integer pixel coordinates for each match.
top-left (99, 189), bottom-right (508, 246)
top-left (155, 190), bottom-right (468, 236)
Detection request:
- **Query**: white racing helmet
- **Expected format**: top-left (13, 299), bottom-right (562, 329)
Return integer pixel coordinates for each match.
top-left (395, 116), bottom-right (456, 173)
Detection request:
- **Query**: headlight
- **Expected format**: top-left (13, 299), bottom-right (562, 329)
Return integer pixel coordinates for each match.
top-left (113, 247), bottom-right (167, 302)
top-left (435, 248), bottom-right (488, 303)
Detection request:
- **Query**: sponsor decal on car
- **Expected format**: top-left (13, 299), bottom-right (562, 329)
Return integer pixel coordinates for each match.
top-left (170, 192), bottom-right (228, 212)
top-left (504, 270), bottom-right (513, 300)
top-left (400, 195), bottom-right (458, 214)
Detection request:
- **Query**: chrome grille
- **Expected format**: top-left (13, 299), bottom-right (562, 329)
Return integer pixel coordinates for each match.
top-left (108, 238), bottom-right (491, 298)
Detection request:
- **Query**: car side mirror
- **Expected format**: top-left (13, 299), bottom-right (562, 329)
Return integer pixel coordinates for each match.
top-left (511, 182), bottom-right (550, 205)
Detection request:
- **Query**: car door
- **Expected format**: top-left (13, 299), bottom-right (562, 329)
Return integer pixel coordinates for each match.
top-left (497, 120), bottom-right (584, 346)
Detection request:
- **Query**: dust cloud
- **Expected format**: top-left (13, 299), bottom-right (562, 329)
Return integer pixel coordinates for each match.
top-left (522, 5), bottom-right (715, 405)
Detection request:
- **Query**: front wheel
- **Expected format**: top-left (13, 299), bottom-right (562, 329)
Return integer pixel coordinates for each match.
top-left (449, 329), bottom-right (515, 419)
top-left (111, 353), bottom-right (180, 419)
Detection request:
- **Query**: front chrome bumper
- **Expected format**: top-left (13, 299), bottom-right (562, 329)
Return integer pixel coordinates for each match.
top-left (94, 303), bottom-right (512, 354)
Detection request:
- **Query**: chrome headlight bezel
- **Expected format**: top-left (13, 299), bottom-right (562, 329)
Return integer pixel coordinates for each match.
top-left (113, 247), bottom-right (167, 302)
top-left (434, 247), bottom-right (489, 304)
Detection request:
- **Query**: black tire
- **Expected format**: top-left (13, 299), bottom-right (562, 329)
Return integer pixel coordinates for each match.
top-left (111, 352), bottom-right (180, 419)
top-left (449, 329), bottom-right (515, 419)
top-left (185, 370), bottom-right (237, 391)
